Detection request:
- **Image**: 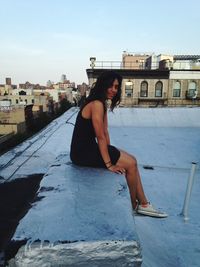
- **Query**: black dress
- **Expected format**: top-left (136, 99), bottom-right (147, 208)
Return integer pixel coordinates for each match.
top-left (70, 109), bottom-right (120, 168)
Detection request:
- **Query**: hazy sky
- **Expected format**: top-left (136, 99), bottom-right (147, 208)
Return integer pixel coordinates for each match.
top-left (0, 0), bottom-right (200, 86)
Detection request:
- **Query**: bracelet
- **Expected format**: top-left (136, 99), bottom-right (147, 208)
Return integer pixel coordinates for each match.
top-left (105, 160), bottom-right (111, 165)
top-left (107, 164), bottom-right (113, 169)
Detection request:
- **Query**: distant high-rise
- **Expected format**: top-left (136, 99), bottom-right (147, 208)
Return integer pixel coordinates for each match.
top-left (47, 80), bottom-right (53, 87)
top-left (61, 74), bottom-right (67, 83)
top-left (6, 77), bottom-right (11, 85)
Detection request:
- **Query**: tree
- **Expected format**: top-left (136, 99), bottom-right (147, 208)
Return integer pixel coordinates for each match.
top-left (59, 98), bottom-right (72, 114)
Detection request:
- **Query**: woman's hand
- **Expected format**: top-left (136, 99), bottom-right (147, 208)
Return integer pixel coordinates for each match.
top-left (108, 165), bottom-right (126, 175)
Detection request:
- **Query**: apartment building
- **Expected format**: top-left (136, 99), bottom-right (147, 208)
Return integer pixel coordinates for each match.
top-left (0, 101), bottom-right (31, 134)
top-left (168, 70), bottom-right (200, 106)
top-left (87, 53), bottom-right (200, 107)
top-left (0, 79), bottom-right (49, 135)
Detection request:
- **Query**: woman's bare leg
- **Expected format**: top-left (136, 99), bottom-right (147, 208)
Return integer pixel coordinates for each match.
top-left (116, 150), bottom-right (148, 209)
top-left (135, 167), bottom-right (147, 204)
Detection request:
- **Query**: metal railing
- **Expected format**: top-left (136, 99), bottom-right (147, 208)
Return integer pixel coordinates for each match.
top-left (91, 61), bottom-right (122, 69)
top-left (90, 60), bottom-right (200, 70)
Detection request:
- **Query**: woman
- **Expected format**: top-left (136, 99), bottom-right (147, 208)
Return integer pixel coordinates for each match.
top-left (70, 71), bottom-right (167, 218)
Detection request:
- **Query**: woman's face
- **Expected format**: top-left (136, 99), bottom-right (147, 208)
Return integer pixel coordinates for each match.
top-left (106, 79), bottom-right (119, 100)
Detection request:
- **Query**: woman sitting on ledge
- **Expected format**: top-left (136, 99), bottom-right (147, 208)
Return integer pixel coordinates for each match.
top-left (70, 71), bottom-right (167, 218)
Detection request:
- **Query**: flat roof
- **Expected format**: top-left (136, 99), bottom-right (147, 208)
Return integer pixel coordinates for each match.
top-left (0, 107), bottom-right (200, 266)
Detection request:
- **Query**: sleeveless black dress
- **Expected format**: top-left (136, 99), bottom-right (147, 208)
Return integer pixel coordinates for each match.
top-left (70, 110), bottom-right (120, 168)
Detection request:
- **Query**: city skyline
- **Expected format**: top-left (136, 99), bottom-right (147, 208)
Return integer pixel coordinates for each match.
top-left (0, 0), bottom-right (200, 86)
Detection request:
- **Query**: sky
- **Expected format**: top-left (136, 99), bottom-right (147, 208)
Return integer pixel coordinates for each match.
top-left (0, 0), bottom-right (200, 86)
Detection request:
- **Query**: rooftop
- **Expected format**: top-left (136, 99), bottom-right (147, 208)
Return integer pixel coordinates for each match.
top-left (0, 107), bottom-right (200, 266)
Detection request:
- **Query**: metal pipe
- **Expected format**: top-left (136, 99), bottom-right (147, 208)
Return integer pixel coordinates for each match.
top-left (181, 162), bottom-right (197, 221)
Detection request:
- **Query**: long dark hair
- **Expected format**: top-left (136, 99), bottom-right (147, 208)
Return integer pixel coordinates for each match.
top-left (82, 71), bottom-right (122, 111)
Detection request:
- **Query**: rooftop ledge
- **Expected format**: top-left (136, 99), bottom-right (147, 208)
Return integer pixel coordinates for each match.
top-left (6, 158), bottom-right (142, 267)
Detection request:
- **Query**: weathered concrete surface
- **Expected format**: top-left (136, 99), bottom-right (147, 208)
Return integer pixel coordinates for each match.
top-left (0, 174), bottom-right (44, 266)
top-left (8, 241), bottom-right (140, 267)
top-left (8, 155), bottom-right (142, 266)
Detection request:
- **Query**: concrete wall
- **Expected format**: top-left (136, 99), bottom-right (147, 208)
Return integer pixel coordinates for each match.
top-left (0, 107), bottom-right (25, 124)
top-left (0, 95), bottom-right (34, 106)
top-left (0, 132), bottom-right (15, 143)
top-left (0, 122), bottom-right (26, 134)
top-left (0, 107), bottom-right (26, 134)
top-left (109, 107), bottom-right (200, 127)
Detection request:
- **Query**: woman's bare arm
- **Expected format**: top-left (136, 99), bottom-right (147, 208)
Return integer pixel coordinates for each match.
top-left (104, 111), bottom-right (110, 145)
top-left (91, 101), bottom-right (111, 165)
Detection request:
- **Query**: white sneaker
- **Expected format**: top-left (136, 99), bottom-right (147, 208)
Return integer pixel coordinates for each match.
top-left (137, 202), bottom-right (168, 218)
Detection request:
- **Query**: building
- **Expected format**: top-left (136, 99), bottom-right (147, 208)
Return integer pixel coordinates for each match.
top-left (168, 70), bottom-right (200, 106)
top-left (86, 53), bottom-right (200, 107)
top-left (122, 51), bottom-right (151, 69)
top-left (173, 55), bottom-right (200, 70)
top-left (0, 101), bottom-right (31, 134)
top-left (0, 78), bottom-right (17, 96)
top-left (77, 83), bottom-right (89, 97)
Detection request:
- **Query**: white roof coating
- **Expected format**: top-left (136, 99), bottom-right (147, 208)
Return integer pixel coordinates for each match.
top-left (110, 107), bottom-right (200, 267)
top-left (0, 107), bottom-right (200, 266)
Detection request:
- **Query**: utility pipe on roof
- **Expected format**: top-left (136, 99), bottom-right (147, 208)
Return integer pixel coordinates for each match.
top-left (181, 162), bottom-right (197, 221)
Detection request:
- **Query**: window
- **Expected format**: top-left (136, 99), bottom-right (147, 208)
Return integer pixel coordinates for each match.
top-left (155, 81), bottom-right (163, 97)
top-left (173, 81), bottom-right (181, 97)
top-left (125, 81), bottom-right (133, 97)
top-left (16, 99), bottom-right (19, 104)
top-left (32, 99), bottom-right (34, 104)
top-left (19, 90), bottom-right (26, 95)
top-left (188, 81), bottom-right (197, 97)
top-left (140, 81), bottom-right (148, 97)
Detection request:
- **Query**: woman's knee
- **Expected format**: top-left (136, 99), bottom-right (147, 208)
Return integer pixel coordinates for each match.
top-left (122, 153), bottom-right (137, 170)
top-left (122, 150), bottom-right (137, 165)
top-left (117, 150), bottom-right (137, 169)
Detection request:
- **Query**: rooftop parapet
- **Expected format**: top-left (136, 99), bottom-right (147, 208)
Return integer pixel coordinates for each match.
top-left (7, 157), bottom-right (142, 266)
